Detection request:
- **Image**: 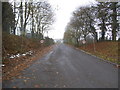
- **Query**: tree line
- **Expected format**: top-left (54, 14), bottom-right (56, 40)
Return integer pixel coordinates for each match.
top-left (64, 2), bottom-right (120, 46)
top-left (2, 1), bottom-right (55, 42)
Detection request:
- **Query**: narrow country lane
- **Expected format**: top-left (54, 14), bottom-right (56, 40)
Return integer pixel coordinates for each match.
top-left (3, 44), bottom-right (118, 88)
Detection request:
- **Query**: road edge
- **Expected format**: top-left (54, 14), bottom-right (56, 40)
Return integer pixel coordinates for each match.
top-left (66, 44), bottom-right (119, 68)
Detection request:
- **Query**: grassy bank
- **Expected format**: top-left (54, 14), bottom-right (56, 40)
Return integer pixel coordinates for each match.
top-left (79, 41), bottom-right (119, 64)
top-left (2, 32), bottom-right (42, 56)
top-left (2, 32), bottom-right (54, 80)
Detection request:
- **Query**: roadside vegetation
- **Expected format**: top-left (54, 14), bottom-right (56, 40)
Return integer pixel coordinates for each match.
top-left (64, 2), bottom-right (119, 64)
top-left (79, 41), bottom-right (119, 64)
top-left (2, 34), bottom-right (54, 80)
top-left (2, 32), bottom-right (54, 80)
top-left (2, 32), bottom-right (54, 64)
top-left (2, 1), bottom-right (55, 80)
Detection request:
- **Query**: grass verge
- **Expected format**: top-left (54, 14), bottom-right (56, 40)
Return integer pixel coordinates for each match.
top-left (79, 41), bottom-right (119, 64)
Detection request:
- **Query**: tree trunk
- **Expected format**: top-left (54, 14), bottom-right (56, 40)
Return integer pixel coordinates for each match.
top-left (94, 32), bottom-right (98, 42)
top-left (101, 18), bottom-right (106, 41)
top-left (13, 2), bottom-right (16, 35)
top-left (111, 2), bottom-right (117, 41)
top-left (20, 2), bottom-right (23, 35)
top-left (31, 8), bottom-right (34, 38)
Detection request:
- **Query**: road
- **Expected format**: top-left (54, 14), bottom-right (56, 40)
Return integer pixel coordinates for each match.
top-left (3, 44), bottom-right (118, 88)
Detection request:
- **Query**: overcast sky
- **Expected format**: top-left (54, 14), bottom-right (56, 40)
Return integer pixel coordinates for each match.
top-left (45, 0), bottom-right (97, 39)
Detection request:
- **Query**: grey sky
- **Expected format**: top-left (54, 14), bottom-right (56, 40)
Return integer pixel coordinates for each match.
top-left (46, 0), bottom-right (97, 39)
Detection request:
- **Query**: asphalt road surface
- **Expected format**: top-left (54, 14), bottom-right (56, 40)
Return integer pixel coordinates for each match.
top-left (3, 44), bottom-right (118, 88)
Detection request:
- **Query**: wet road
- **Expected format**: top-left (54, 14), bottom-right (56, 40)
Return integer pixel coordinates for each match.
top-left (3, 44), bottom-right (118, 88)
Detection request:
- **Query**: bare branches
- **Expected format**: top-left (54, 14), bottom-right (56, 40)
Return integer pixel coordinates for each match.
top-left (7, 1), bottom-right (54, 40)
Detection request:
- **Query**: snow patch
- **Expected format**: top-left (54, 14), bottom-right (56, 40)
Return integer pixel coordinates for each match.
top-left (9, 51), bottom-right (33, 59)
top-left (0, 64), bottom-right (5, 67)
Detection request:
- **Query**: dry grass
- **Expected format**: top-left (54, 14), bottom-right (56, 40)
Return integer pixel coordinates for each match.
top-left (2, 44), bottom-right (54, 81)
top-left (2, 32), bottom-right (41, 56)
top-left (2, 32), bottom-right (54, 80)
top-left (79, 41), bottom-right (119, 64)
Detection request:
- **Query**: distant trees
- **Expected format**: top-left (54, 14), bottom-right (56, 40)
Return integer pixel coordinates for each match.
top-left (44, 37), bottom-right (54, 46)
top-left (64, 24), bottom-right (77, 45)
top-left (97, 2), bottom-right (119, 41)
top-left (64, 6), bottom-right (97, 46)
top-left (64, 1), bottom-right (119, 46)
top-left (29, 2), bottom-right (54, 39)
top-left (110, 2), bottom-right (119, 41)
top-left (2, 1), bottom-right (54, 41)
top-left (2, 2), bottom-right (15, 34)
top-left (19, 2), bottom-right (31, 36)
top-left (97, 2), bottom-right (109, 41)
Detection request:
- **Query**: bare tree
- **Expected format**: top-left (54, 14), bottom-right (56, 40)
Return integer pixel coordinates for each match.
top-left (110, 2), bottom-right (119, 41)
top-left (8, 1), bottom-right (54, 40)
